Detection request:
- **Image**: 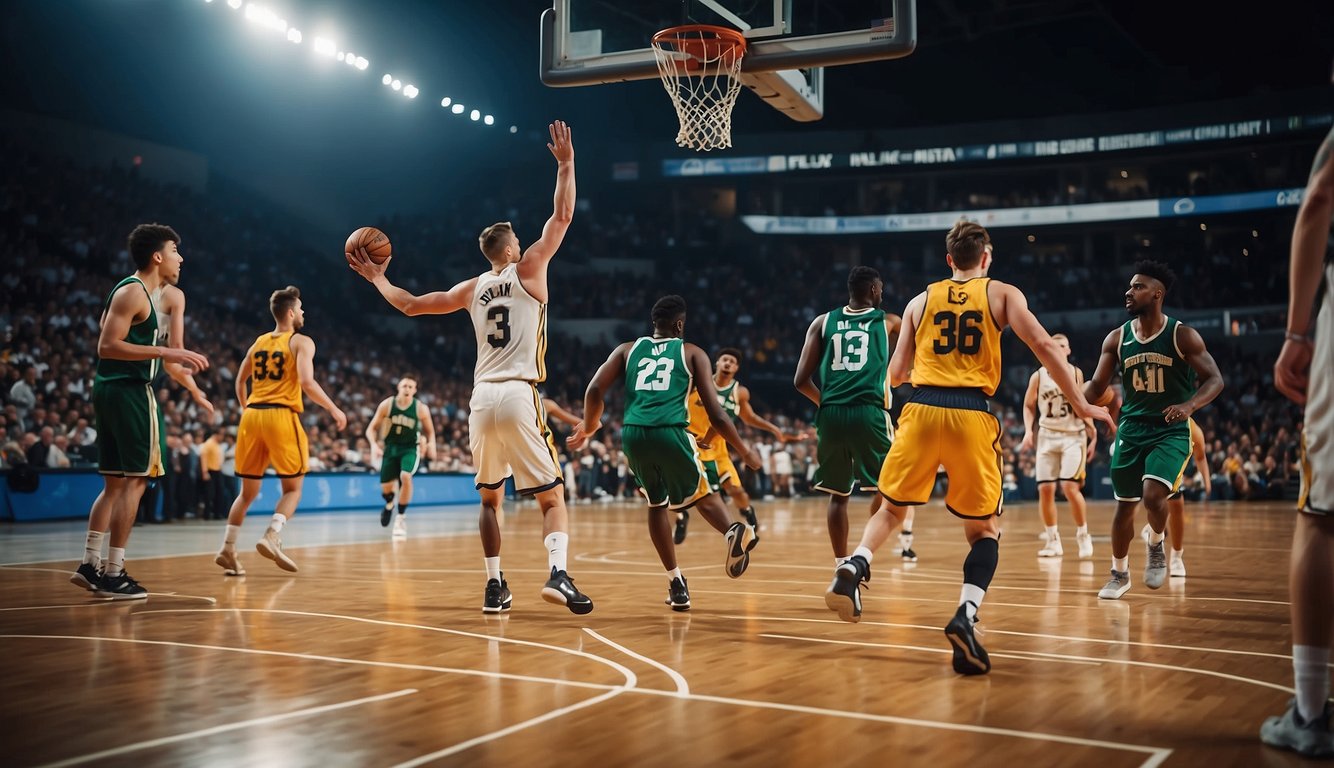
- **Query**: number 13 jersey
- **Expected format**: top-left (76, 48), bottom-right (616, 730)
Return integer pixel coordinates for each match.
top-left (470, 264), bottom-right (548, 384)
top-left (911, 277), bottom-right (1003, 395)
top-left (819, 306), bottom-right (892, 409)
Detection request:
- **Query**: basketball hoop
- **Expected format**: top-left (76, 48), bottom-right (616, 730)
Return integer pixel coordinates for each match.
top-left (651, 25), bottom-right (747, 152)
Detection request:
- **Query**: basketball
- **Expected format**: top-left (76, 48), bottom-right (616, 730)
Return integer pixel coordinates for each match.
top-left (1092, 387), bottom-right (1115, 407)
top-left (346, 226), bottom-right (392, 264)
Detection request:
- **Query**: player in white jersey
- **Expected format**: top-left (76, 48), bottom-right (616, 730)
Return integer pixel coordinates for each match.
top-left (1262, 113), bottom-right (1334, 757)
top-left (1019, 334), bottom-right (1096, 559)
top-left (348, 120), bottom-right (593, 616)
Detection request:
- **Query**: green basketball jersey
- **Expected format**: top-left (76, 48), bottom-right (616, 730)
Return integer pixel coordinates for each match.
top-left (818, 306), bottom-right (891, 408)
top-left (94, 276), bottom-right (161, 385)
top-left (1116, 317), bottom-right (1196, 420)
top-left (385, 397), bottom-right (421, 446)
top-left (624, 336), bottom-right (692, 428)
top-left (715, 380), bottom-right (740, 419)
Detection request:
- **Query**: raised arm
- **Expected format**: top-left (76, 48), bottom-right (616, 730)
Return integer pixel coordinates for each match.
top-left (1275, 127), bottom-right (1334, 404)
top-left (568, 342), bottom-right (628, 451)
top-left (995, 281), bottom-right (1113, 429)
top-left (889, 292), bottom-right (926, 387)
top-left (793, 314), bottom-right (826, 406)
top-left (346, 252), bottom-right (477, 317)
top-left (516, 121), bottom-right (575, 297)
top-left (418, 400), bottom-right (437, 461)
top-left (1161, 325), bottom-right (1223, 424)
top-left (292, 334), bottom-right (347, 430)
top-left (687, 344), bottom-right (759, 469)
top-left (1018, 370), bottom-right (1040, 453)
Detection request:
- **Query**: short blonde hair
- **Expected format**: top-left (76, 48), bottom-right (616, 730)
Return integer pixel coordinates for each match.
top-left (478, 222), bottom-right (514, 261)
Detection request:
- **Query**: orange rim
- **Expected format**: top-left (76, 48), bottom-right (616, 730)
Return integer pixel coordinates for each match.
top-left (652, 24), bottom-right (747, 64)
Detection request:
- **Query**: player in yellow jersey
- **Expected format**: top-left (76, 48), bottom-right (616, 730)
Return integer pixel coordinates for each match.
top-left (678, 347), bottom-right (798, 544)
top-left (214, 286), bottom-right (346, 575)
top-left (825, 220), bottom-right (1113, 676)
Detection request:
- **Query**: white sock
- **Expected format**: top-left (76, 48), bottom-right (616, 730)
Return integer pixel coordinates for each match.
top-left (104, 547), bottom-right (126, 577)
top-left (223, 524), bottom-right (240, 546)
top-left (899, 531), bottom-right (914, 548)
top-left (852, 546), bottom-right (874, 564)
top-left (1294, 645), bottom-right (1331, 722)
top-left (667, 567), bottom-right (683, 582)
top-left (1076, 524), bottom-right (1088, 537)
top-left (269, 513), bottom-right (286, 533)
top-left (960, 584), bottom-right (986, 620)
top-left (1113, 556), bottom-right (1129, 573)
top-left (1149, 527), bottom-right (1165, 546)
top-left (545, 532), bottom-right (569, 573)
top-left (484, 556), bottom-right (501, 582)
top-left (1045, 525), bottom-right (1059, 540)
top-left (1171, 548), bottom-right (1183, 559)
top-left (835, 557), bottom-right (848, 567)
top-left (84, 530), bottom-right (106, 565)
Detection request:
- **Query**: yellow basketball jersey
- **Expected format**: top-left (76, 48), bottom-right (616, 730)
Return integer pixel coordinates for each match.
top-left (911, 277), bottom-right (1003, 396)
top-left (685, 387), bottom-right (725, 460)
top-left (247, 331), bottom-right (304, 411)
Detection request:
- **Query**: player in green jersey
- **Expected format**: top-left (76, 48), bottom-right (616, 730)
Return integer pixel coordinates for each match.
top-left (795, 266), bottom-right (915, 565)
top-left (367, 376), bottom-right (436, 537)
top-left (569, 295), bottom-right (761, 611)
top-left (1085, 260), bottom-right (1223, 600)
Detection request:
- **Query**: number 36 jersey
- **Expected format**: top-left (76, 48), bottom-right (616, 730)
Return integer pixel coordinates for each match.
top-left (1115, 317), bottom-right (1196, 421)
top-left (624, 336), bottom-right (692, 428)
top-left (819, 306), bottom-right (892, 409)
top-left (470, 264), bottom-right (548, 384)
top-left (911, 277), bottom-right (1003, 396)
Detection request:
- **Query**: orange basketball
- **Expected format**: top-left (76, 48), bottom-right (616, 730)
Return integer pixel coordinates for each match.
top-left (1092, 387), bottom-right (1115, 407)
top-left (345, 226), bottom-right (392, 264)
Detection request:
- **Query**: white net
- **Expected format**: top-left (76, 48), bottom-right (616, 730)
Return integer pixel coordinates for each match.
top-left (652, 27), bottom-right (746, 152)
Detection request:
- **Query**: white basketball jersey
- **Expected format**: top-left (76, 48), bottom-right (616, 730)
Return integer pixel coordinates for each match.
top-left (469, 264), bottom-right (547, 384)
top-left (1302, 261), bottom-right (1334, 512)
top-left (1037, 365), bottom-right (1085, 433)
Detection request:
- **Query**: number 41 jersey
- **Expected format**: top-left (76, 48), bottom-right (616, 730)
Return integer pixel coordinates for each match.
top-left (819, 306), bottom-right (892, 409)
top-left (911, 277), bottom-right (1003, 396)
top-left (470, 263), bottom-right (548, 384)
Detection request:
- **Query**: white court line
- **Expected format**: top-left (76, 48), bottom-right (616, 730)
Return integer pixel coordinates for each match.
top-left (0, 634), bottom-right (614, 691)
top-left (585, 628), bottom-right (690, 695)
top-left (37, 688), bottom-right (417, 768)
top-left (134, 608), bottom-right (640, 683)
top-left (720, 610), bottom-right (1303, 664)
top-left (885, 572), bottom-right (1290, 605)
top-left (759, 633), bottom-right (1100, 667)
top-left (693, 587), bottom-right (1097, 612)
top-left (390, 688), bottom-right (631, 767)
top-left (763, 631), bottom-right (1293, 694)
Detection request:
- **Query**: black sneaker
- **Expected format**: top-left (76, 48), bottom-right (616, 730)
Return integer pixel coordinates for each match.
top-left (483, 575), bottom-right (513, 613)
top-left (674, 511), bottom-right (689, 545)
top-left (70, 562), bottom-right (102, 592)
top-left (944, 602), bottom-right (991, 676)
top-left (724, 522), bottom-right (755, 578)
top-left (825, 555), bottom-right (870, 623)
top-left (665, 576), bottom-right (691, 612)
top-left (95, 570), bottom-right (148, 600)
top-left (541, 567), bottom-right (594, 615)
top-left (901, 547), bottom-right (918, 563)
top-left (380, 502), bottom-right (394, 527)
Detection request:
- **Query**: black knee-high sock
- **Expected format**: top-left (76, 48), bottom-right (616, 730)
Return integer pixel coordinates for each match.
top-left (382, 492), bottom-right (394, 508)
top-left (962, 537), bottom-right (1000, 591)
top-left (397, 502), bottom-right (409, 516)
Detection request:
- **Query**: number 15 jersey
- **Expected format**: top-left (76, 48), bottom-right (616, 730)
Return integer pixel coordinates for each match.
top-left (470, 264), bottom-right (548, 384)
top-left (819, 306), bottom-right (892, 409)
top-left (911, 277), bottom-right (1002, 396)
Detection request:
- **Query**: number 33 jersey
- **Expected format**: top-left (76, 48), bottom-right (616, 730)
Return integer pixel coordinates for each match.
top-left (470, 264), bottom-right (548, 384)
top-left (819, 306), bottom-right (893, 409)
top-left (911, 278), bottom-right (1003, 395)
top-left (247, 331), bottom-right (304, 411)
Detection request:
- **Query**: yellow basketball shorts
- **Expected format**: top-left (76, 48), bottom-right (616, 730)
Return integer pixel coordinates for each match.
top-left (236, 404), bottom-right (309, 478)
top-left (878, 396), bottom-right (1003, 519)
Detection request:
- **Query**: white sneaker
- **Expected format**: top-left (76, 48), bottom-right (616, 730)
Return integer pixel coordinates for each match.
top-left (1038, 537), bottom-right (1063, 558)
top-left (392, 515), bottom-right (407, 538)
top-left (1169, 552), bottom-right (1186, 578)
top-left (256, 529), bottom-right (298, 572)
top-left (214, 546), bottom-right (246, 576)
top-left (1076, 531), bottom-right (1094, 559)
top-left (1098, 569), bottom-right (1131, 599)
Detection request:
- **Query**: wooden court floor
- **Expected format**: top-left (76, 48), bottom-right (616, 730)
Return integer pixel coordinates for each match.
top-left (0, 498), bottom-right (1322, 767)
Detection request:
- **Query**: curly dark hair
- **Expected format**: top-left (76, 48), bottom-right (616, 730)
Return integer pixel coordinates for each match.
top-left (1133, 259), bottom-right (1177, 293)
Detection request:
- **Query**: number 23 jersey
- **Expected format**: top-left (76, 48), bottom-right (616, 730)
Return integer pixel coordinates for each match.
top-left (911, 277), bottom-right (1003, 395)
top-left (470, 263), bottom-right (548, 384)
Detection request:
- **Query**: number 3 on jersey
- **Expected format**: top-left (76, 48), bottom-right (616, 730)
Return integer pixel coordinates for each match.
top-left (634, 357), bottom-right (675, 391)
top-left (830, 331), bottom-right (868, 371)
top-left (486, 306), bottom-right (511, 349)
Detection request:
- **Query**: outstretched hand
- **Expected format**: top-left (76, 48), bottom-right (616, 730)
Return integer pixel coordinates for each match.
top-left (547, 120), bottom-right (573, 163)
top-left (1076, 402), bottom-right (1115, 430)
top-left (346, 247), bottom-right (391, 282)
top-left (566, 420), bottom-right (600, 452)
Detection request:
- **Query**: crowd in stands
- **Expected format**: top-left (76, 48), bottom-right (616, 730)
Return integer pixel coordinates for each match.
top-left (0, 143), bottom-right (1308, 510)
